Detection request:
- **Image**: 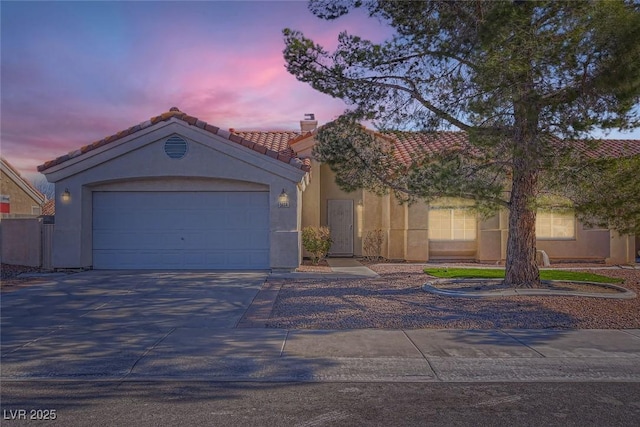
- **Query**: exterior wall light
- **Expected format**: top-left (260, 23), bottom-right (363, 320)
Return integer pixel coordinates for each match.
top-left (61, 188), bottom-right (71, 203)
top-left (278, 189), bottom-right (290, 208)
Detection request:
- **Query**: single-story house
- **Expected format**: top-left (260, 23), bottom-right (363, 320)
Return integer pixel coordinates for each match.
top-left (1, 157), bottom-right (45, 218)
top-left (38, 108), bottom-right (639, 270)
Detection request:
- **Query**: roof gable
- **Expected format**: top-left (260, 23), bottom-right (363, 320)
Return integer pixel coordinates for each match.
top-left (1, 157), bottom-right (46, 204)
top-left (38, 108), bottom-right (311, 173)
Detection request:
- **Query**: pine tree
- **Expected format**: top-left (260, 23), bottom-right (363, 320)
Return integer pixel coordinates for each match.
top-left (283, 0), bottom-right (640, 287)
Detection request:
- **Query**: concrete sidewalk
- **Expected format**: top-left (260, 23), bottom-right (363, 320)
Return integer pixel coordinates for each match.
top-left (3, 328), bottom-right (640, 383)
top-left (110, 328), bottom-right (640, 383)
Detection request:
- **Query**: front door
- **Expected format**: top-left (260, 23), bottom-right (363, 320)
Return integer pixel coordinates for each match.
top-left (327, 199), bottom-right (354, 256)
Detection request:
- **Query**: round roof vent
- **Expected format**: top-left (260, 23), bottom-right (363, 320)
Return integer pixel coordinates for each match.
top-left (164, 135), bottom-right (188, 159)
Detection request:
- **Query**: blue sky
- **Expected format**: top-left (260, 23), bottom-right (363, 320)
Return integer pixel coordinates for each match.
top-left (1, 0), bottom-right (638, 178)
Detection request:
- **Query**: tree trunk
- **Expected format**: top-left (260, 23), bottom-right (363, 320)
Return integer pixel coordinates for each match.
top-left (506, 56), bottom-right (542, 288)
top-left (504, 165), bottom-right (540, 288)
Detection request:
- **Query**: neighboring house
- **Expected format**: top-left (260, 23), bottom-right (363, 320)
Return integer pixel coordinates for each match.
top-left (1, 157), bottom-right (45, 218)
top-left (37, 108), bottom-right (639, 270)
top-left (41, 199), bottom-right (55, 216)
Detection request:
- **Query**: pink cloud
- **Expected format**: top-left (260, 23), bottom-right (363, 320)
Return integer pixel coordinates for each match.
top-left (0, 1), bottom-right (390, 176)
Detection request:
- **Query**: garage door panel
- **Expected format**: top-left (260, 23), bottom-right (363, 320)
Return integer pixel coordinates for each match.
top-left (93, 191), bottom-right (269, 269)
top-left (227, 251), bottom-right (269, 268)
top-left (181, 250), bottom-right (207, 267)
top-left (246, 251), bottom-right (270, 266)
top-left (228, 212), bottom-right (250, 228)
top-left (94, 250), bottom-right (182, 269)
top-left (204, 252), bottom-right (227, 265)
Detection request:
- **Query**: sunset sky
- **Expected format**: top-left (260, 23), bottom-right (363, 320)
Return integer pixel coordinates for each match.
top-left (2, 1), bottom-right (639, 180)
top-left (1, 0), bottom-right (388, 178)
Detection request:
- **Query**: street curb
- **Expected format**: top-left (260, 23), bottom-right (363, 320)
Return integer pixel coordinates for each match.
top-left (423, 279), bottom-right (637, 299)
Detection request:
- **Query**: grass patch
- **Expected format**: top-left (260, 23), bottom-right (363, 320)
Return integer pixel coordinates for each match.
top-left (423, 268), bottom-right (622, 284)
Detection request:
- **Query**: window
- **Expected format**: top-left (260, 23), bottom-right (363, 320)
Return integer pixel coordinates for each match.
top-left (536, 211), bottom-right (575, 239)
top-left (429, 208), bottom-right (477, 241)
top-left (31, 206), bottom-right (41, 215)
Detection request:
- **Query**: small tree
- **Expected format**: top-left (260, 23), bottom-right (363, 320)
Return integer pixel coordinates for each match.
top-left (30, 175), bottom-right (54, 200)
top-left (363, 229), bottom-right (384, 262)
top-left (302, 226), bottom-right (333, 265)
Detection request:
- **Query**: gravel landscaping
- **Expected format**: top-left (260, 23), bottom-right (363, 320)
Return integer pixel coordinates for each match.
top-left (266, 263), bottom-right (640, 329)
top-left (1, 263), bottom-right (42, 280)
top-left (0, 264), bottom-right (46, 293)
top-left (4, 261), bottom-right (639, 329)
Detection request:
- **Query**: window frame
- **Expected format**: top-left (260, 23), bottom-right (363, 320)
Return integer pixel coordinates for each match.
top-left (535, 210), bottom-right (576, 240)
top-left (428, 207), bottom-right (477, 242)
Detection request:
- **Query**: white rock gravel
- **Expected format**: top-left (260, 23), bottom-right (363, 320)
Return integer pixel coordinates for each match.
top-left (266, 264), bottom-right (640, 329)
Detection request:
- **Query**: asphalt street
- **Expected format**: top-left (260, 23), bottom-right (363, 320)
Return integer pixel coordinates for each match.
top-left (2, 381), bottom-right (640, 426)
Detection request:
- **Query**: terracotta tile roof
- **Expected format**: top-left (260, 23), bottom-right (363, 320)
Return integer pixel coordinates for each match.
top-left (377, 131), bottom-right (470, 165)
top-left (41, 199), bottom-right (55, 216)
top-left (570, 139), bottom-right (640, 159)
top-left (232, 130), bottom-right (301, 152)
top-left (230, 130), bottom-right (313, 170)
top-left (286, 130), bottom-right (316, 146)
top-left (377, 131), bottom-right (640, 165)
top-left (36, 110), bottom-right (639, 175)
top-left (37, 108), bottom-right (311, 173)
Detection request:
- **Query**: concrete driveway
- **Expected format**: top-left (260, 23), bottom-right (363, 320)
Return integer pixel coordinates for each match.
top-left (1, 270), bottom-right (273, 378)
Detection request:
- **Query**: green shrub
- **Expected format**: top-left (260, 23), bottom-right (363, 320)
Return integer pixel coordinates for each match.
top-left (302, 226), bottom-right (333, 265)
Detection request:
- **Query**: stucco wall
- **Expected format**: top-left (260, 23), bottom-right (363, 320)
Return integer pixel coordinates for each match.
top-left (404, 201), bottom-right (429, 261)
top-left (45, 120), bottom-right (306, 270)
top-left (477, 214), bottom-right (504, 262)
top-left (536, 223), bottom-right (610, 262)
top-left (607, 232), bottom-right (636, 264)
top-left (310, 169), bottom-right (616, 263)
top-left (301, 160), bottom-right (322, 229)
top-left (0, 218), bottom-right (42, 266)
top-left (269, 133), bottom-right (626, 265)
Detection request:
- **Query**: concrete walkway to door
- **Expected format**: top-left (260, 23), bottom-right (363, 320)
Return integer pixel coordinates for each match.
top-left (326, 258), bottom-right (379, 277)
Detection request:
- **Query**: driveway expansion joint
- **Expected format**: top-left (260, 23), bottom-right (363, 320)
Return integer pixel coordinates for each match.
top-left (280, 330), bottom-right (289, 357)
top-left (123, 327), bottom-right (176, 381)
top-left (402, 329), bottom-right (442, 381)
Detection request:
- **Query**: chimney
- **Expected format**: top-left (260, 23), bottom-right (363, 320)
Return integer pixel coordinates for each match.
top-left (300, 113), bottom-right (318, 133)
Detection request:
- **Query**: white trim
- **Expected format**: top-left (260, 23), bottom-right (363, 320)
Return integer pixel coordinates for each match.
top-left (42, 119), bottom-right (308, 186)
